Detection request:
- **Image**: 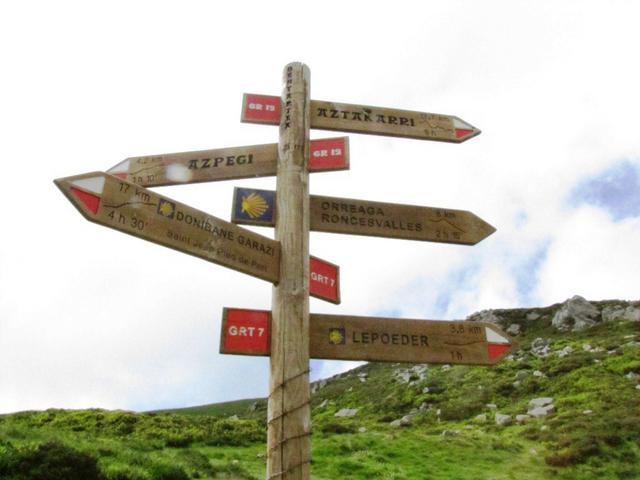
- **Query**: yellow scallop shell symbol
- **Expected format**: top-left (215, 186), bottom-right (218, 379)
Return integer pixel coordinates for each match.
top-left (241, 193), bottom-right (269, 219)
top-left (329, 329), bottom-right (344, 345)
top-left (159, 201), bottom-right (174, 217)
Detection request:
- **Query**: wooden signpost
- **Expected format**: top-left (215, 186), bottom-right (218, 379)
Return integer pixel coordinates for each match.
top-left (54, 172), bottom-right (280, 283)
top-left (267, 63), bottom-right (312, 480)
top-left (107, 137), bottom-right (349, 187)
top-left (242, 94), bottom-right (481, 143)
top-left (231, 187), bottom-right (495, 245)
top-left (56, 62), bottom-right (498, 480)
top-left (219, 308), bottom-right (517, 366)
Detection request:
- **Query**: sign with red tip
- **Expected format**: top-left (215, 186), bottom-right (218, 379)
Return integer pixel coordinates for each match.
top-left (241, 94), bottom-right (481, 143)
top-left (55, 172), bottom-right (281, 283)
top-left (69, 186), bottom-right (101, 214)
top-left (219, 309), bottom-right (517, 365)
top-left (485, 327), bottom-right (513, 361)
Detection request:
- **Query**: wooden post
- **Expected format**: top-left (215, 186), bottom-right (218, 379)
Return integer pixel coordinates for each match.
top-left (267, 63), bottom-right (311, 479)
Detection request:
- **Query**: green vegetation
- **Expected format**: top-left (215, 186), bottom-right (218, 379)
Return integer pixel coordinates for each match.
top-left (0, 410), bottom-right (265, 479)
top-left (153, 399), bottom-right (265, 419)
top-left (1, 302), bottom-right (639, 479)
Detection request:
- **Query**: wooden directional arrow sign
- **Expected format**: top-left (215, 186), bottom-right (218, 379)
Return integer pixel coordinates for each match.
top-left (104, 164), bottom-right (340, 304)
top-left (231, 187), bottom-right (495, 246)
top-left (107, 137), bottom-right (349, 187)
top-left (242, 93), bottom-right (480, 143)
top-left (219, 308), bottom-right (517, 365)
top-left (309, 314), bottom-right (516, 365)
top-left (54, 172), bottom-right (280, 283)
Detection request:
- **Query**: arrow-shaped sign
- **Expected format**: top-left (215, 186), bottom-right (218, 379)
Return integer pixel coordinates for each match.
top-left (54, 172), bottom-right (280, 283)
top-left (107, 137), bottom-right (349, 187)
top-left (241, 94), bottom-right (480, 143)
top-left (310, 314), bottom-right (515, 365)
top-left (231, 187), bottom-right (495, 246)
top-left (219, 308), bottom-right (517, 365)
top-left (104, 168), bottom-right (342, 305)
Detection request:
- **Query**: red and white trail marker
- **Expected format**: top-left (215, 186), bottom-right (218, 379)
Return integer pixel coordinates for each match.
top-left (67, 176), bottom-right (105, 214)
top-left (55, 172), bottom-right (281, 283)
top-left (486, 327), bottom-right (512, 361)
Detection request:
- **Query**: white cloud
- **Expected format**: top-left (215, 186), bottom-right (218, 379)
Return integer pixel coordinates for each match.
top-left (535, 207), bottom-right (640, 304)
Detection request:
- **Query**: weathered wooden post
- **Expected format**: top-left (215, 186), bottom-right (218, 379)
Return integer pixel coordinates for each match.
top-left (267, 63), bottom-right (311, 479)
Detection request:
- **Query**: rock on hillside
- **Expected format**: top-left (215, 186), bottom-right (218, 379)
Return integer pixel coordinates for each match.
top-left (551, 295), bottom-right (600, 331)
top-left (467, 296), bottom-right (640, 334)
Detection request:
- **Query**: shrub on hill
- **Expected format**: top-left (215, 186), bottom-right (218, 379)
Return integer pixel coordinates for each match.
top-left (0, 441), bottom-right (102, 480)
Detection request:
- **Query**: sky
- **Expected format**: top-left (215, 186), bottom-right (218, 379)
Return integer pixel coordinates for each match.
top-left (1, 1), bottom-right (639, 414)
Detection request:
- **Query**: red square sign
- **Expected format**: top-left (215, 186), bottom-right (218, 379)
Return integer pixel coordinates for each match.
top-left (309, 137), bottom-right (349, 172)
top-left (220, 308), bottom-right (270, 356)
top-left (309, 256), bottom-right (340, 304)
top-left (242, 94), bottom-right (281, 124)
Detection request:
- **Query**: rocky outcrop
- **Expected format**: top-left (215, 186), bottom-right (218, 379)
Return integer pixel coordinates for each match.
top-left (529, 405), bottom-right (555, 417)
top-left (334, 408), bottom-right (358, 418)
top-left (390, 414), bottom-right (414, 427)
top-left (557, 346), bottom-right (574, 358)
top-left (527, 397), bottom-right (555, 417)
top-left (552, 296), bottom-right (600, 332)
top-left (602, 304), bottom-right (640, 323)
top-left (467, 310), bottom-right (503, 326)
top-left (506, 323), bottom-right (521, 335)
top-left (474, 414), bottom-right (487, 423)
top-left (495, 413), bottom-right (513, 426)
top-left (528, 397), bottom-right (553, 409)
top-left (531, 338), bottom-right (551, 357)
top-left (311, 379), bottom-right (328, 394)
top-left (394, 364), bottom-right (428, 384)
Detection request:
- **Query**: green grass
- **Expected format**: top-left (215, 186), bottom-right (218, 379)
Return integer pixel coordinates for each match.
top-left (0, 410), bottom-right (266, 479)
top-left (1, 303), bottom-right (638, 479)
top-left (155, 398), bottom-right (265, 419)
top-left (311, 430), bottom-right (549, 480)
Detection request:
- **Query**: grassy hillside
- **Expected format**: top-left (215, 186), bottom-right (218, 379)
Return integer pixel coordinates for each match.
top-left (1, 299), bottom-right (639, 479)
top-left (153, 398), bottom-right (263, 418)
